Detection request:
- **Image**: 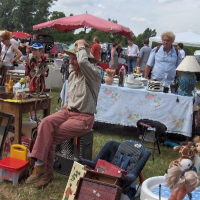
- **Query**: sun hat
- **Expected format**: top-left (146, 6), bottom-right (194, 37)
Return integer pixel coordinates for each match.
top-left (64, 43), bottom-right (97, 63)
top-left (30, 42), bottom-right (43, 49)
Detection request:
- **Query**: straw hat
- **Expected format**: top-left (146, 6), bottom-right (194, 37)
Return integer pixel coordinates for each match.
top-left (64, 43), bottom-right (97, 63)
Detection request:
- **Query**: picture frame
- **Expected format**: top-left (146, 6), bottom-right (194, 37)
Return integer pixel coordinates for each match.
top-left (0, 112), bottom-right (13, 159)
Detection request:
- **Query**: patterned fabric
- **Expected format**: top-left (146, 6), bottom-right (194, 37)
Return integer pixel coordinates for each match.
top-left (95, 84), bottom-right (200, 137)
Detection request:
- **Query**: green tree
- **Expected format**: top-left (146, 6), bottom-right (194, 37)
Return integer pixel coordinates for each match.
top-left (135, 28), bottom-right (157, 48)
top-left (0, 0), bottom-right (16, 31)
top-left (0, 0), bottom-right (57, 33)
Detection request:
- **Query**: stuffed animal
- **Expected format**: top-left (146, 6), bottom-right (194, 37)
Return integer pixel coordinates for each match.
top-left (166, 165), bottom-right (200, 200)
top-left (194, 136), bottom-right (200, 173)
top-left (169, 142), bottom-right (198, 171)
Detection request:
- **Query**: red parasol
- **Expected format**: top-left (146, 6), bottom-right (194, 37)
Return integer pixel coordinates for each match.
top-left (33, 13), bottom-right (133, 38)
top-left (11, 31), bottom-right (32, 39)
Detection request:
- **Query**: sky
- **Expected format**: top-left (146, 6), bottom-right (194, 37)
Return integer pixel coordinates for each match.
top-left (49, 0), bottom-right (200, 37)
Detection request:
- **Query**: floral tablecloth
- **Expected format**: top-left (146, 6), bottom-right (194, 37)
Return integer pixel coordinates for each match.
top-left (95, 83), bottom-right (200, 137)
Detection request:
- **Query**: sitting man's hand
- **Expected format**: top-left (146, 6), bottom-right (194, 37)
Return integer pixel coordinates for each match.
top-left (75, 39), bottom-right (89, 48)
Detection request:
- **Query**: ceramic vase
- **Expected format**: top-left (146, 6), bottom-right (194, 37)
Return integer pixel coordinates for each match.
top-left (105, 72), bottom-right (114, 85)
top-left (178, 72), bottom-right (196, 96)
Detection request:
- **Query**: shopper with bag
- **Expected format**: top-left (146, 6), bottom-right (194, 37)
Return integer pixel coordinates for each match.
top-left (0, 31), bottom-right (22, 86)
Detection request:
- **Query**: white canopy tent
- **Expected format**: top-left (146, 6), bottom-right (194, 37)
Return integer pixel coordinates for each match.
top-left (149, 32), bottom-right (200, 48)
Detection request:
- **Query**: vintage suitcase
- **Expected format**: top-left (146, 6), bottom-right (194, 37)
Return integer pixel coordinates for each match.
top-left (74, 177), bottom-right (122, 200)
top-left (94, 159), bottom-right (127, 177)
top-left (84, 170), bottom-right (124, 186)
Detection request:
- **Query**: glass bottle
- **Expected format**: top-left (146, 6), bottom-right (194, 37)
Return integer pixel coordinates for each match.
top-left (118, 67), bottom-right (125, 87)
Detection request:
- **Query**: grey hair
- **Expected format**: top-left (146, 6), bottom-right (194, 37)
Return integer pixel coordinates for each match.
top-left (161, 31), bottom-right (175, 43)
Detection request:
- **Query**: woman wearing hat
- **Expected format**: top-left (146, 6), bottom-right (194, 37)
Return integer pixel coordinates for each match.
top-left (25, 42), bottom-right (49, 122)
top-left (0, 31), bottom-right (22, 85)
top-left (25, 39), bottom-right (101, 189)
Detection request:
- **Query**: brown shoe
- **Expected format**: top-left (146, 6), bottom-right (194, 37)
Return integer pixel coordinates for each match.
top-left (25, 164), bottom-right (46, 184)
top-left (34, 173), bottom-right (54, 190)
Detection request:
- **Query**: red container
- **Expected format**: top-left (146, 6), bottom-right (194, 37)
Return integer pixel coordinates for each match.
top-left (95, 159), bottom-right (127, 177)
top-left (74, 177), bottom-right (122, 200)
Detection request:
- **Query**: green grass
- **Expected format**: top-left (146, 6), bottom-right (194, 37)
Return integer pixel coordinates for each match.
top-left (1, 88), bottom-right (179, 200)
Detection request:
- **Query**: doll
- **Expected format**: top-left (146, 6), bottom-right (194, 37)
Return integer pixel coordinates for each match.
top-left (194, 136), bottom-right (200, 173)
top-left (166, 165), bottom-right (200, 200)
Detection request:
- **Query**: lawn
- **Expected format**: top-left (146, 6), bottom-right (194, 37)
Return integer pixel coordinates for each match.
top-left (0, 87), bottom-right (179, 200)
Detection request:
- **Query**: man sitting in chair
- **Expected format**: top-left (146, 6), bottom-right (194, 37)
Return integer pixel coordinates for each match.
top-left (26, 39), bottom-right (102, 189)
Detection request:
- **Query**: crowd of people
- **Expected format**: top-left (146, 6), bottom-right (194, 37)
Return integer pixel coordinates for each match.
top-left (0, 30), bottom-right (188, 191)
top-left (97, 31), bottom-right (186, 84)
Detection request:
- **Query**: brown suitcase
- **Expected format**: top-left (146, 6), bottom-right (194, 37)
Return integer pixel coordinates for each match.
top-left (74, 177), bottom-right (122, 200)
top-left (84, 170), bottom-right (124, 186)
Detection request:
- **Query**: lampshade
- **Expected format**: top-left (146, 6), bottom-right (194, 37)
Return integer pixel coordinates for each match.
top-left (176, 56), bottom-right (200, 72)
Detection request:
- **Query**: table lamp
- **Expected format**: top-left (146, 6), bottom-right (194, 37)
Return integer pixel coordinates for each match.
top-left (176, 56), bottom-right (200, 96)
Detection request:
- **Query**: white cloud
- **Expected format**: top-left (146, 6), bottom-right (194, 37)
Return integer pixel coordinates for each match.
top-left (97, 4), bottom-right (105, 9)
top-left (49, 0), bottom-right (200, 36)
top-left (130, 17), bottom-right (152, 24)
top-left (158, 0), bottom-right (173, 3)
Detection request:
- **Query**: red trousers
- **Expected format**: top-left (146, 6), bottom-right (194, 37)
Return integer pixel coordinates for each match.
top-left (31, 107), bottom-right (94, 173)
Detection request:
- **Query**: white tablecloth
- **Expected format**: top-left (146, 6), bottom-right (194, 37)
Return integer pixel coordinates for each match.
top-left (60, 82), bottom-right (200, 137)
top-left (95, 83), bottom-right (200, 137)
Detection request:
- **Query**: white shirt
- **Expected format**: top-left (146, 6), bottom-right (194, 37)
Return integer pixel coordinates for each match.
top-left (179, 49), bottom-right (185, 59)
top-left (10, 38), bottom-right (19, 48)
top-left (127, 44), bottom-right (139, 57)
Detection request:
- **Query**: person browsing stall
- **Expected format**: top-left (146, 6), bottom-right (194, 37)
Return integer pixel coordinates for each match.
top-left (25, 39), bottom-right (102, 189)
top-left (109, 42), bottom-right (118, 70)
top-left (144, 31), bottom-right (182, 84)
top-left (25, 42), bottom-right (49, 122)
top-left (136, 39), bottom-right (151, 73)
top-left (0, 31), bottom-right (22, 86)
top-left (127, 38), bottom-right (139, 74)
top-left (91, 36), bottom-right (101, 62)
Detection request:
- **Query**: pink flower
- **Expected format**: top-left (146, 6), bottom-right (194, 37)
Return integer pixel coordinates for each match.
top-left (146, 94), bottom-right (154, 100)
top-left (105, 90), bottom-right (112, 95)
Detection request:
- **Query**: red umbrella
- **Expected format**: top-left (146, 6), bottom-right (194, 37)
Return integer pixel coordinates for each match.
top-left (11, 31), bottom-right (32, 39)
top-left (33, 13), bottom-right (133, 38)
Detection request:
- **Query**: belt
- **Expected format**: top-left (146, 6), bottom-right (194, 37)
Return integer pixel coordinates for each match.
top-left (68, 108), bottom-right (94, 116)
top-left (68, 108), bottom-right (80, 113)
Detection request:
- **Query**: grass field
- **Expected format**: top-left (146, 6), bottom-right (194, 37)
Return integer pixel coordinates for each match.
top-left (0, 88), bottom-right (179, 200)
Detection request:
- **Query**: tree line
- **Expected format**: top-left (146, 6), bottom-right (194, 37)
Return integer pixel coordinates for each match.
top-left (0, 1), bottom-right (198, 54)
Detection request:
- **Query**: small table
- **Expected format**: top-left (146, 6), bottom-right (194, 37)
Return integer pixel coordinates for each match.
top-left (0, 96), bottom-right (51, 143)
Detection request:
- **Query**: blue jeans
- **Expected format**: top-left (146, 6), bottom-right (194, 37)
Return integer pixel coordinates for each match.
top-left (127, 57), bottom-right (137, 74)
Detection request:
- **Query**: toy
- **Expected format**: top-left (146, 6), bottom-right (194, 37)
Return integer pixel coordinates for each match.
top-left (194, 136), bottom-right (200, 173)
top-left (169, 142), bottom-right (198, 171)
top-left (166, 165), bottom-right (200, 200)
top-left (0, 144), bottom-right (29, 186)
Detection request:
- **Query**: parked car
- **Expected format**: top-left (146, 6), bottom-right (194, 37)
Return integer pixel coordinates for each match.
top-left (50, 42), bottom-right (69, 58)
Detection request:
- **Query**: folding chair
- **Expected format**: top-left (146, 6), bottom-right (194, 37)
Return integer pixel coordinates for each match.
top-left (137, 119), bottom-right (167, 161)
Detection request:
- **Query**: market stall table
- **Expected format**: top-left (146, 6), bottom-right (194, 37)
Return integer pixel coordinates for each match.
top-left (61, 81), bottom-right (200, 137)
top-left (95, 83), bottom-right (200, 137)
top-left (0, 96), bottom-right (51, 143)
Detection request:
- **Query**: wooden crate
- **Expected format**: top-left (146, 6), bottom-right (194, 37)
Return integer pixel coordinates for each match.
top-left (74, 177), bottom-right (122, 200)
